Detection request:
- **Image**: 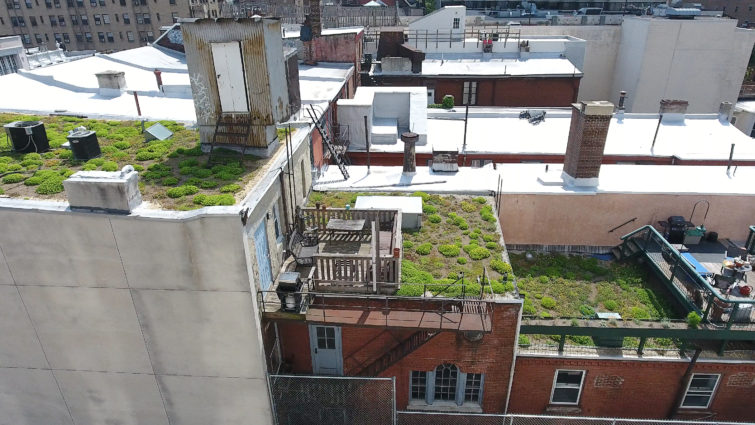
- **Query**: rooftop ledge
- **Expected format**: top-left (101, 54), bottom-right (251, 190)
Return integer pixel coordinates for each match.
top-left (0, 113), bottom-right (301, 211)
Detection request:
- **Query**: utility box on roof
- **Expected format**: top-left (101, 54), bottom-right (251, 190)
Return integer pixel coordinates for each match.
top-left (355, 196), bottom-right (423, 230)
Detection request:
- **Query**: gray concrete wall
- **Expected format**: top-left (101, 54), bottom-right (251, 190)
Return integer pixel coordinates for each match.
top-left (0, 206), bottom-right (274, 425)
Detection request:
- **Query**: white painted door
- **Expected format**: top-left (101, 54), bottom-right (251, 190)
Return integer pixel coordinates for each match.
top-left (211, 41), bottom-right (249, 112)
top-left (309, 325), bottom-right (343, 376)
top-left (254, 220), bottom-right (272, 291)
top-left (427, 88), bottom-right (435, 105)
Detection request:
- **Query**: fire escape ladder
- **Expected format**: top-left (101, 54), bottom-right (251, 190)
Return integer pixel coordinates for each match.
top-left (306, 105), bottom-right (349, 180)
top-left (356, 330), bottom-right (438, 377)
top-left (208, 113), bottom-right (250, 163)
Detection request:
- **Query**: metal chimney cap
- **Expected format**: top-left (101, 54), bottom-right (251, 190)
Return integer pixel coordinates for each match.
top-left (401, 132), bottom-right (419, 143)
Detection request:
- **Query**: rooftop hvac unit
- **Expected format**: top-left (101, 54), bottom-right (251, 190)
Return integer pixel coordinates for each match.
top-left (3, 121), bottom-right (50, 153)
top-left (67, 128), bottom-right (101, 160)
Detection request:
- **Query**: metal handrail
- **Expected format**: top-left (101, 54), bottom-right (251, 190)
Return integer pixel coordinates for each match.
top-left (621, 225), bottom-right (755, 306)
top-left (258, 290), bottom-right (491, 332)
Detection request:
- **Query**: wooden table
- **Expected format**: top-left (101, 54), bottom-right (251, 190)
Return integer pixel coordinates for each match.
top-left (326, 219), bottom-right (366, 237)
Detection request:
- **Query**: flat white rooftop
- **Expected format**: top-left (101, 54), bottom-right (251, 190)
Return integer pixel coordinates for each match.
top-left (0, 45), bottom-right (353, 123)
top-left (352, 107), bottom-right (755, 162)
top-left (315, 164), bottom-right (755, 197)
top-left (372, 56), bottom-right (582, 77)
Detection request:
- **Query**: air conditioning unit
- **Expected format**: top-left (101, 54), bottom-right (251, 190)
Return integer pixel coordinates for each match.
top-left (3, 121), bottom-right (50, 153)
top-left (67, 128), bottom-right (101, 160)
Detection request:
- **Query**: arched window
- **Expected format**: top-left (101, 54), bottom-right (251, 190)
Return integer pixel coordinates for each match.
top-left (409, 364), bottom-right (484, 408)
top-left (434, 364), bottom-right (458, 401)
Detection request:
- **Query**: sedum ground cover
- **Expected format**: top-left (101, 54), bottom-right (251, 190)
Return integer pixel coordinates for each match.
top-left (308, 191), bottom-right (515, 297)
top-left (0, 113), bottom-right (267, 209)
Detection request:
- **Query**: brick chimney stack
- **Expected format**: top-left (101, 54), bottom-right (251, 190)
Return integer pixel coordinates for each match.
top-left (561, 101), bottom-right (614, 188)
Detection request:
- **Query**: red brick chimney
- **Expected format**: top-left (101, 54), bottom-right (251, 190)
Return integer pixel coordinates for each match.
top-left (561, 101), bottom-right (614, 188)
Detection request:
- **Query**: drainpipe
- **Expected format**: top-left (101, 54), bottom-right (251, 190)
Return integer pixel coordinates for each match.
top-left (667, 347), bottom-right (702, 419)
top-left (504, 301), bottom-right (524, 414)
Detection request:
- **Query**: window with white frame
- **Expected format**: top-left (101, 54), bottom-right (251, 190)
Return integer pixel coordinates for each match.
top-left (462, 81), bottom-right (477, 105)
top-left (681, 374), bottom-right (719, 409)
top-left (409, 364), bottom-right (484, 407)
top-left (550, 370), bottom-right (585, 405)
top-left (453, 17), bottom-right (460, 29)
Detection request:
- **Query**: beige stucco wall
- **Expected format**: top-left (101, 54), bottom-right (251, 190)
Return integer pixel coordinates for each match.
top-left (500, 192), bottom-right (755, 246)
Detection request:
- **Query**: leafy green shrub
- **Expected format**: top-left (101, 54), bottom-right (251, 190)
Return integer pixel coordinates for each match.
top-left (200, 180), bottom-right (219, 189)
top-left (604, 300), bottom-right (618, 311)
top-left (2, 173), bottom-right (25, 184)
top-left (460, 201), bottom-right (477, 213)
top-left (162, 177), bottom-right (179, 186)
top-left (35, 176), bottom-right (64, 194)
top-left (422, 204), bottom-right (437, 214)
top-left (192, 193), bottom-right (235, 206)
top-left (427, 214), bottom-right (441, 223)
top-left (485, 242), bottom-right (499, 250)
top-left (538, 275), bottom-right (550, 284)
top-left (438, 244), bottom-right (460, 257)
top-left (190, 167), bottom-right (213, 178)
top-left (113, 141), bottom-right (130, 150)
top-left (415, 243), bottom-right (432, 255)
top-left (166, 185), bottom-right (199, 198)
top-left (403, 240), bottom-right (414, 250)
top-left (132, 164), bottom-right (144, 171)
top-left (480, 205), bottom-right (496, 223)
top-left (457, 257), bottom-right (467, 264)
top-left (143, 164), bottom-right (173, 180)
top-left (185, 177), bottom-right (203, 186)
top-left (629, 306), bottom-right (650, 319)
top-left (482, 234), bottom-right (497, 242)
top-left (396, 284), bottom-right (425, 297)
top-left (441, 95), bottom-right (454, 109)
top-left (467, 246), bottom-right (490, 260)
top-left (86, 158), bottom-right (105, 166)
top-left (473, 196), bottom-right (487, 204)
top-left (687, 312), bottom-right (702, 329)
top-left (523, 303), bottom-right (536, 315)
top-left (101, 161), bottom-right (118, 172)
top-left (579, 304), bottom-right (596, 317)
top-left (540, 311), bottom-right (552, 319)
top-left (401, 260), bottom-right (434, 284)
top-left (427, 103), bottom-right (444, 109)
top-left (490, 259), bottom-right (513, 275)
top-left (541, 296), bottom-right (556, 309)
top-left (179, 158), bottom-right (199, 168)
top-left (82, 163), bottom-right (98, 171)
top-left (518, 335), bottom-right (531, 346)
top-left (23, 153), bottom-right (41, 161)
top-left (220, 183), bottom-right (241, 193)
top-left (23, 170), bottom-right (58, 186)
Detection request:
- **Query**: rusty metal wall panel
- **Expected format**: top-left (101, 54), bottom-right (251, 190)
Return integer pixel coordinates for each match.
top-left (285, 52), bottom-right (302, 116)
top-left (182, 18), bottom-right (291, 148)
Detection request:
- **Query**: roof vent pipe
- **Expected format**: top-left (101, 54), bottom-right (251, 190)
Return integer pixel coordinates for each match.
top-left (617, 91), bottom-right (627, 111)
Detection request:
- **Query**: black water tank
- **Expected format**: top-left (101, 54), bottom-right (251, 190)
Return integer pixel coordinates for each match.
top-left (3, 121), bottom-right (50, 153)
top-left (67, 129), bottom-right (101, 160)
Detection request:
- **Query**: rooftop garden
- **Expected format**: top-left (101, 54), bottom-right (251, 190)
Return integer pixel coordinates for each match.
top-left (512, 252), bottom-right (683, 349)
top-left (0, 113), bottom-right (272, 210)
top-left (308, 191), bottom-right (515, 298)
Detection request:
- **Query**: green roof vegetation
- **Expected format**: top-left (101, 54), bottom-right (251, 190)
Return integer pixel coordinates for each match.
top-left (0, 113), bottom-right (269, 210)
top-left (308, 191), bottom-right (515, 297)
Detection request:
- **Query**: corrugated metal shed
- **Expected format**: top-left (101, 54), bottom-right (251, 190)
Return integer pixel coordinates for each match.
top-left (182, 18), bottom-right (291, 149)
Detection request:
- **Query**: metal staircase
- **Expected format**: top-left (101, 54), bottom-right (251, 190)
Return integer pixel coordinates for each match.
top-left (356, 330), bottom-right (438, 377)
top-left (305, 105), bottom-right (350, 180)
top-left (208, 113), bottom-right (251, 163)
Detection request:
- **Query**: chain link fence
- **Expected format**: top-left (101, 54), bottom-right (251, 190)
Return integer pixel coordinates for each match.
top-left (269, 375), bottom-right (395, 425)
top-left (398, 412), bottom-right (749, 425)
top-left (270, 375), bottom-right (748, 425)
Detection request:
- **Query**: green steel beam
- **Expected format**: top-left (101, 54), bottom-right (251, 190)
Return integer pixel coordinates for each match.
top-left (520, 324), bottom-right (755, 341)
